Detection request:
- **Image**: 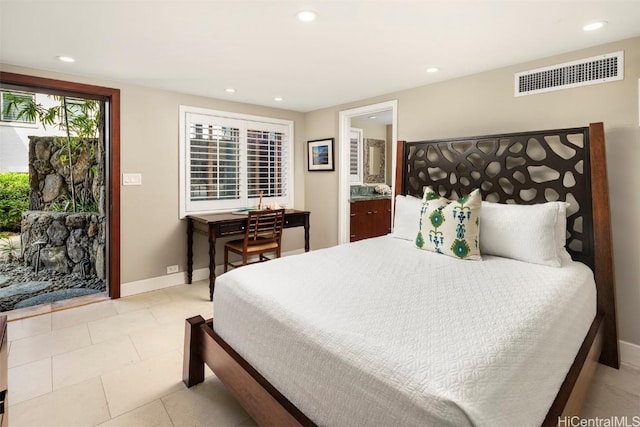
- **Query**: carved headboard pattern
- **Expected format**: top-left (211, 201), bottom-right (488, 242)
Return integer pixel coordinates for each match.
top-left (401, 127), bottom-right (594, 271)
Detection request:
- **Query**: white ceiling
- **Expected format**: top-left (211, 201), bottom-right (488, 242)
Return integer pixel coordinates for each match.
top-left (1, 1), bottom-right (639, 112)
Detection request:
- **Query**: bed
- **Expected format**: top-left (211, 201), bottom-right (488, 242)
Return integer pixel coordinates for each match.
top-left (183, 122), bottom-right (618, 426)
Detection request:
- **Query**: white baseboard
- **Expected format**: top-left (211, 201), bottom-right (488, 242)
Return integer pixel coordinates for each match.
top-left (120, 249), bottom-right (305, 297)
top-left (192, 267), bottom-right (211, 282)
top-left (120, 267), bottom-right (209, 297)
top-left (620, 340), bottom-right (640, 368)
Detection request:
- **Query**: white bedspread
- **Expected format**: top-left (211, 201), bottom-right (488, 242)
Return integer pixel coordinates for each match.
top-left (213, 236), bottom-right (596, 426)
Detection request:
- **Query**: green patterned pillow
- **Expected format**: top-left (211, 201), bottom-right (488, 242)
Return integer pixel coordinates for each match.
top-left (415, 187), bottom-right (482, 260)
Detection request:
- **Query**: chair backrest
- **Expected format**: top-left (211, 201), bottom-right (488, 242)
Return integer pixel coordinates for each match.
top-left (244, 209), bottom-right (285, 247)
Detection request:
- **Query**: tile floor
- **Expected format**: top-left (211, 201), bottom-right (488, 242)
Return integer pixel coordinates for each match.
top-left (5, 280), bottom-right (640, 426)
top-left (7, 280), bottom-right (255, 427)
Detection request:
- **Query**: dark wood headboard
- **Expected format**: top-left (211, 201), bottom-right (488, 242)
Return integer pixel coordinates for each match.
top-left (395, 122), bottom-right (619, 368)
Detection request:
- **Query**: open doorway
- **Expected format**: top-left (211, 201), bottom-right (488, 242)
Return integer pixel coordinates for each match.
top-left (338, 100), bottom-right (398, 245)
top-left (0, 72), bottom-right (121, 309)
top-left (0, 90), bottom-right (107, 310)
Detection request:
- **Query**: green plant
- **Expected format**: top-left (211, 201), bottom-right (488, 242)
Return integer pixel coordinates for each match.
top-left (2, 94), bottom-right (100, 213)
top-left (0, 172), bottom-right (29, 232)
top-left (49, 197), bottom-right (72, 212)
top-left (49, 195), bottom-right (97, 213)
top-left (0, 234), bottom-right (20, 263)
top-left (76, 201), bottom-right (98, 213)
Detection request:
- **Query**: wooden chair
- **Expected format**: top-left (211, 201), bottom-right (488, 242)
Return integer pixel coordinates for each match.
top-left (224, 209), bottom-right (285, 272)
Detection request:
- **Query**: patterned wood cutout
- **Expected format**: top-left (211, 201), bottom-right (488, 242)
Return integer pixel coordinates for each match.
top-left (402, 127), bottom-right (594, 270)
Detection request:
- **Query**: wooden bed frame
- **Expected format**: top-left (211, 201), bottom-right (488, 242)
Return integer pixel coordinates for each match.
top-left (183, 122), bottom-right (618, 427)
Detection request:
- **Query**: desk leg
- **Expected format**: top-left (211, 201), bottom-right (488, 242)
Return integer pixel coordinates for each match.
top-left (208, 224), bottom-right (216, 301)
top-left (187, 219), bottom-right (193, 284)
top-left (304, 214), bottom-right (310, 252)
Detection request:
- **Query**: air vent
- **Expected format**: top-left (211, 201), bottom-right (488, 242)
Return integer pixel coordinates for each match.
top-left (515, 51), bottom-right (624, 96)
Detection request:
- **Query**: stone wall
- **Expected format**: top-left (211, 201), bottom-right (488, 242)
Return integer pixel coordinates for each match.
top-left (21, 211), bottom-right (105, 279)
top-left (21, 135), bottom-right (106, 280)
top-left (28, 136), bottom-right (105, 215)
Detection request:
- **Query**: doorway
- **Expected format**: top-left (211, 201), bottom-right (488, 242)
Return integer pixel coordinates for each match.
top-left (0, 72), bottom-right (121, 299)
top-left (338, 100), bottom-right (398, 245)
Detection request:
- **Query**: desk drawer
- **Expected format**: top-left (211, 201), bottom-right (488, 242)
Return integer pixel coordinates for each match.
top-left (284, 214), bottom-right (306, 228)
top-left (218, 222), bottom-right (246, 236)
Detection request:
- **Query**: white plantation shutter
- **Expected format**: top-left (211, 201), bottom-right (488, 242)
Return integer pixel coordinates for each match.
top-left (180, 107), bottom-right (293, 216)
top-left (349, 139), bottom-right (358, 174)
top-left (186, 114), bottom-right (241, 212)
top-left (349, 128), bottom-right (363, 184)
top-left (246, 122), bottom-right (289, 204)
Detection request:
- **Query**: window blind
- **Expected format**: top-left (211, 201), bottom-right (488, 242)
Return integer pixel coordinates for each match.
top-left (247, 128), bottom-right (288, 200)
top-left (188, 122), bottom-right (240, 202)
top-left (349, 128), bottom-right (363, 184)
top-left (350, 137), bottom-right (359, 175)
top-left (1, 91), bottom-right (35, 123)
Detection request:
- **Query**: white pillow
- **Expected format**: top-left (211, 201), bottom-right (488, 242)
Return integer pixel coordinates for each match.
top-left (480, 201), bottom-right (570, 267)
top-left (555, 202), bottom-right (572, 263)
top-left (390, 195), bottom-right (422, 241)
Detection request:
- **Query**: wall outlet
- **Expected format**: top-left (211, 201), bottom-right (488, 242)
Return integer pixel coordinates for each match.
top-left (166, 265), bottom-right (179, 274)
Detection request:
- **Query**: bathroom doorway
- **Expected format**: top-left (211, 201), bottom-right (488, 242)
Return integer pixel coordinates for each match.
top-left (338, 100), bottom-right (397, 245)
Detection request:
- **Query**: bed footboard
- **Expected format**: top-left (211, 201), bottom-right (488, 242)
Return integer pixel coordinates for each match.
top-left (543, 314), bottom-right (604, 426)
top-left (183, 315), bottom-right (206, 387)
top-left (184, 312), bottom-right (604, 427)
top-left (183, 316), bottom-right (313, 427)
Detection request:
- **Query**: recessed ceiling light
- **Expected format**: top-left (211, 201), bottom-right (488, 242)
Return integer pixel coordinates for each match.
top-left (583, 21), bottom-right (607, 31)
top-left (296, 10), bottom-right (317, 22)
top-left (368, 116), bottom-right (377, 119)
top-left (274, 97), bottom-right (284, 102)
top-left (56, 56), bottom-right (75, 63)
top-left (426, 67), bottom-right (439, 73)
top-left (225, 88), bottom-right (237, 93)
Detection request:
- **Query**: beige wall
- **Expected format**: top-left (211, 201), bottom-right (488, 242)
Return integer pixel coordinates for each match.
top-left (351, 118), bottom-right (387, 141)
top-left (0, 63), bottom-right (307, 285)
top-left (303, 37), bottom-right (640, 346)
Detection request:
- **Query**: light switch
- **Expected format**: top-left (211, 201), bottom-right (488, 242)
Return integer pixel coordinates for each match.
top-left (122, 173), bottom-right (142, 186)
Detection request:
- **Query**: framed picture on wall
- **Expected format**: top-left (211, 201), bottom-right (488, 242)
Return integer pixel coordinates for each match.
top-left (307, 138), bottom-right (335, 171)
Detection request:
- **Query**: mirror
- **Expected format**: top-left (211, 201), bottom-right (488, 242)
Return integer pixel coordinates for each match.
top-left (364, 138), bottom-right (385, 183)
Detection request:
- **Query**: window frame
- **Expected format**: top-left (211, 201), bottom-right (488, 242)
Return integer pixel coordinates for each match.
top-left (179, 105), bottom-right (295, 218)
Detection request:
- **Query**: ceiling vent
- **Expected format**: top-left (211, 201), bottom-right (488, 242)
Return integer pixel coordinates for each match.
top-left (515, 51), bottom-right (624, 97)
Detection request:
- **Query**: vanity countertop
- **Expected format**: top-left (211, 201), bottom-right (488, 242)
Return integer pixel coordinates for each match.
top-left (349, 194), bottom-right (392, 202)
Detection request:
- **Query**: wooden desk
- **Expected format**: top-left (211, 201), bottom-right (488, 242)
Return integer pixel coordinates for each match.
top-left (186, 210), bottom-right (310, 300)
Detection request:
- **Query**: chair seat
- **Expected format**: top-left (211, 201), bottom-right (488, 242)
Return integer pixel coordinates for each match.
top-left (224, 208), bottom-right (285, 273)
top-left (225, 239), bottom-right (279, 254)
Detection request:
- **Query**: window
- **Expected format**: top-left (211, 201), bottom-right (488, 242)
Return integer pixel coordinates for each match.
top-left (179, 106), bottom-right (294, 217)
top-left (65, 98), bottom-right (87, 120)
top-left (349, 128), bottom-right (363, 184)
top-left (1, 90), bottom-right (36, 124)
